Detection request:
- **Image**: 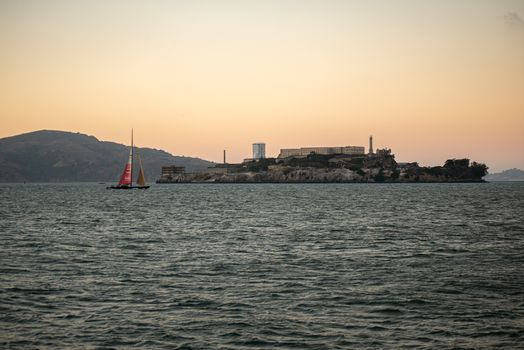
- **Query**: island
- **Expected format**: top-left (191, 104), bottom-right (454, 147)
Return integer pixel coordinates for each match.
top-left (157, 148), bottom-right (488, 183)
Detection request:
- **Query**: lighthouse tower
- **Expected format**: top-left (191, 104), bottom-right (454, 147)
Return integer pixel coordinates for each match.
top-left (368, 135), bottom-right (374, 155)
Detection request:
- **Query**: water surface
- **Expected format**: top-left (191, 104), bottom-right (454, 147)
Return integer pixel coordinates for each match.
top-left (1, 183), bottom-right (523, 349)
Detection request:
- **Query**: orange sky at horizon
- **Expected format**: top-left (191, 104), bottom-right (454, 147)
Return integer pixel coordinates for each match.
top-left (1, 0), bottom-right (523, 172)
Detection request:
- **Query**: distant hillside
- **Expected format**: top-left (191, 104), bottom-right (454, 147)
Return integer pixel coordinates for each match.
top-left (484, 168), bottom-right (524, 181)
top-left (0, 130), bottom-right (214, 182)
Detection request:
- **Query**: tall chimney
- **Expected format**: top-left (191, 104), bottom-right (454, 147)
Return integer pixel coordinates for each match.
top-left (223, 150), bottom-right (226, 164)
top-left (369, 135), bottom-right (373, 155)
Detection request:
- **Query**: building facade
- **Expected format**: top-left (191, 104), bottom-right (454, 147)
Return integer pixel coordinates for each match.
top-left (278, 146), bottom-right (365, 158)
top-left (160, 165), bottom-right (186, 180)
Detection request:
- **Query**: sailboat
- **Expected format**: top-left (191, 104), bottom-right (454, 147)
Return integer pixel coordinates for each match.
top-left (107, 130), bottom-right (150, 190)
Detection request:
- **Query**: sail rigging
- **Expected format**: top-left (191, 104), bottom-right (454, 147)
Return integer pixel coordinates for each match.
top-left (136, 151), bottom-right (146, 186)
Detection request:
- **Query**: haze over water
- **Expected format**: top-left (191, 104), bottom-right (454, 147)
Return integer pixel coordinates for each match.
top-left (1, 183), bottom-right (523, 349)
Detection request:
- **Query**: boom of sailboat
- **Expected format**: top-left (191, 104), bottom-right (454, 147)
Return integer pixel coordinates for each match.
top-left (107, 130), bottom-right (150, 189)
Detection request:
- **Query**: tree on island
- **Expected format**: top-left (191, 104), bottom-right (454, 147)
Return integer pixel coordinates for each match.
top-left (470, 161), bottom-right (489, 179)
top-left (443, 158), bottom-right (488, 180)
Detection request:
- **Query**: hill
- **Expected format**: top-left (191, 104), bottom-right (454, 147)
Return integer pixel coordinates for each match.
top-left (0, 130), bottom-right (214, 182)
top-left (484, 168), bottom-right (524, 181)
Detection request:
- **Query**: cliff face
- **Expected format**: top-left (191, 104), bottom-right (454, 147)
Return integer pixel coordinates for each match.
top-left (159, 152), bottom-right (488, 183)
top-left (169, 167), bottom-right (360, 183)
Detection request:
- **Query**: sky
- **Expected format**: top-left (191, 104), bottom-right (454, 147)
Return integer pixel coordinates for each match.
top-left (0, 0), bottom-right (523, 171)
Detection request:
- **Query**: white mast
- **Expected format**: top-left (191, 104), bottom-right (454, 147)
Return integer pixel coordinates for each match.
top-left (130, 128), bottom-right (133, 185)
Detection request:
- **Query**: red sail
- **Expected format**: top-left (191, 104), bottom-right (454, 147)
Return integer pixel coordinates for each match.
top-left (117, 147), bottom-right (133, 186)
top-left (117, 163), bottom-right (132, 185)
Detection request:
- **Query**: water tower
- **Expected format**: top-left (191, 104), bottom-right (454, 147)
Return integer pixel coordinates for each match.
top-left (252, 143), bottom-right (266, 160)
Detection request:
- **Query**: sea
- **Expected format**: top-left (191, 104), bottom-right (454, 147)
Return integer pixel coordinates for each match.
top-left (0, 182), bottom-right (523, 349)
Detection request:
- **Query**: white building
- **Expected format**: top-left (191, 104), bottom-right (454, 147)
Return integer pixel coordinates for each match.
top-left (252, 143), bottom-right (266, 159)
top-left (278, 145), bottom-right (365, 158)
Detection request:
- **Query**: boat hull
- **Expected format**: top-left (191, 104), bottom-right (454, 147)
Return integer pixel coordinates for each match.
top-left (106, 185), bottom-right (150, 190)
